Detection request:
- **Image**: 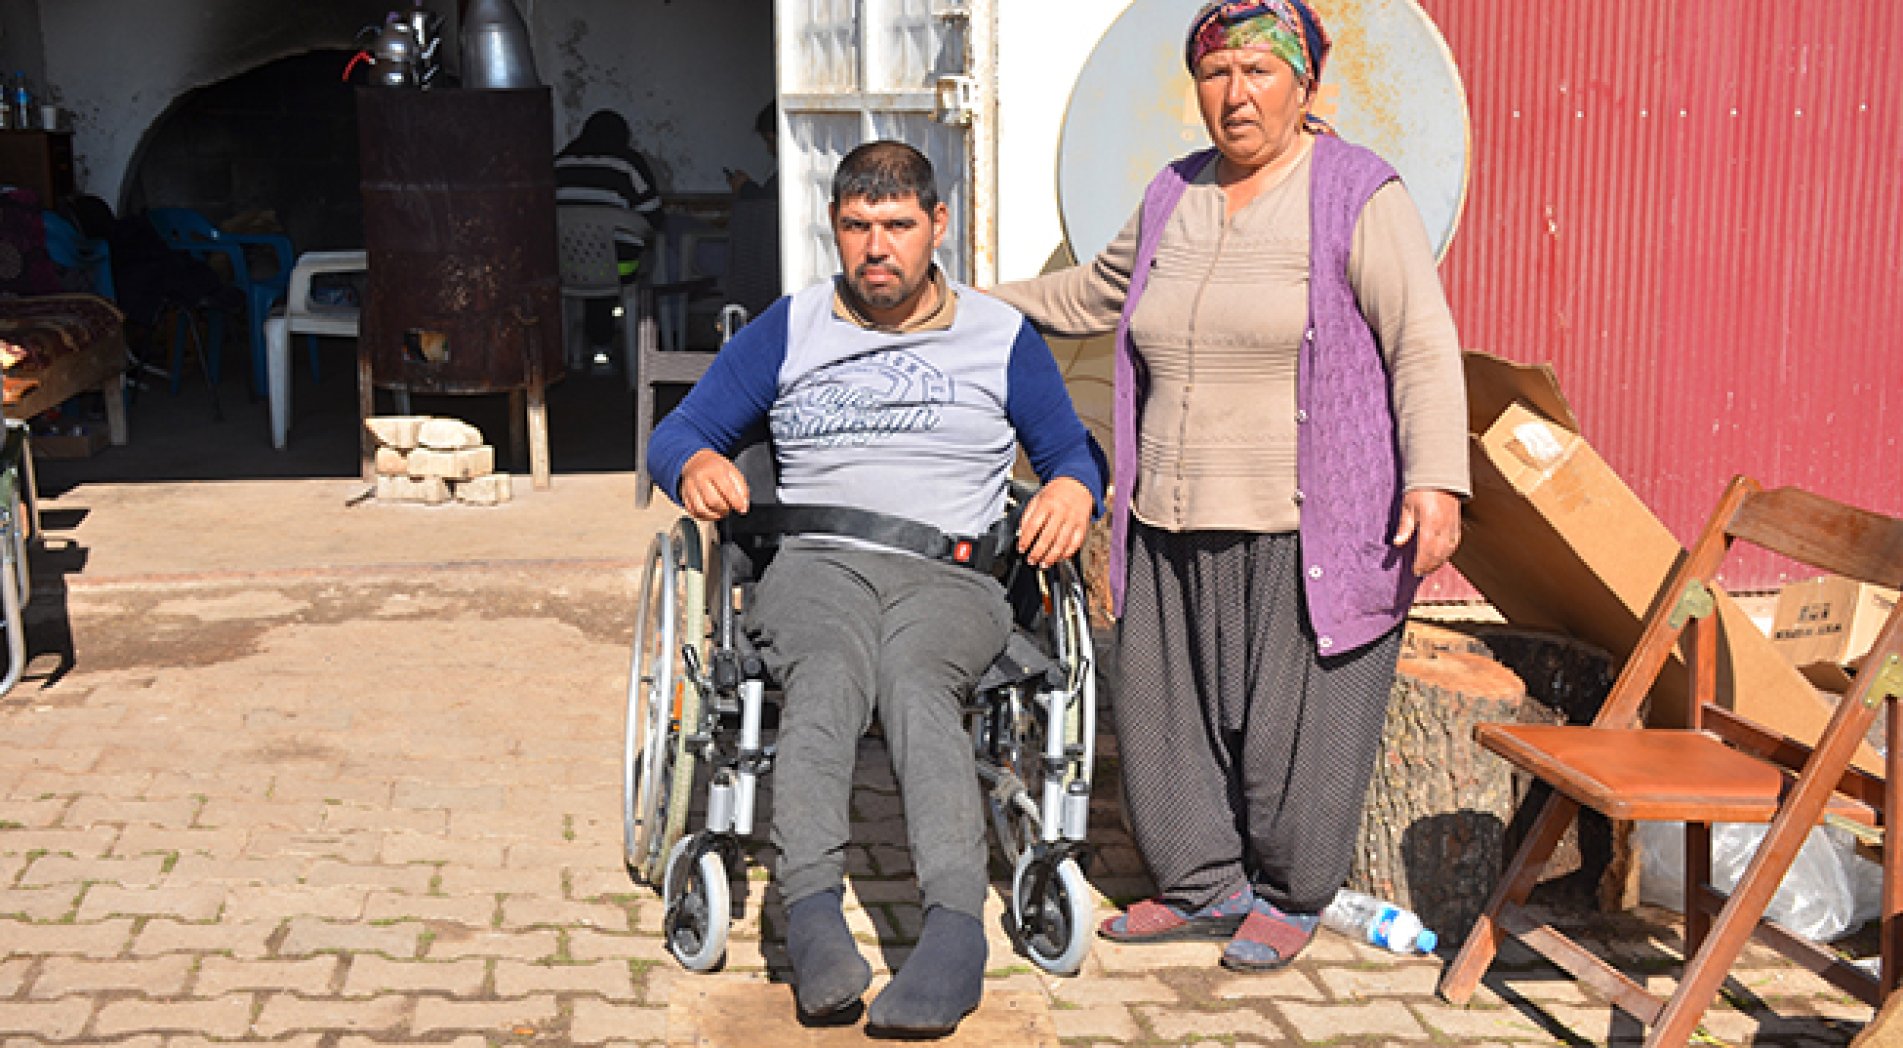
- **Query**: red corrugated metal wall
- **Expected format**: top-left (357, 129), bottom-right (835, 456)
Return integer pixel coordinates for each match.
top-left (1415, 0), bottom-right (1903, 594)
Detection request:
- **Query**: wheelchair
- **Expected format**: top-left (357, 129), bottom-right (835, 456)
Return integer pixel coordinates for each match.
top-left (621, 485), bottom-right (1100, 976)
top-left (0, 419), bottom-right (37, 698)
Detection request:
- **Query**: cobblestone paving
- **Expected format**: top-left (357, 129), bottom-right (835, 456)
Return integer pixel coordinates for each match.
top-left (0, 569), bottom-right (1874, 1045)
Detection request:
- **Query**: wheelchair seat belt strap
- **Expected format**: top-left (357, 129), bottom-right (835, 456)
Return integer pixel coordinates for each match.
top-left (729, 503), bottom-right (1014, 573)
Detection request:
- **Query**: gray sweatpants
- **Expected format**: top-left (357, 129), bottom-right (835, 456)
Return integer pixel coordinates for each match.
top-left (748, 539), bottom-right (1010, 920)
top-left (1117, 523), bottom-right (1403, 915)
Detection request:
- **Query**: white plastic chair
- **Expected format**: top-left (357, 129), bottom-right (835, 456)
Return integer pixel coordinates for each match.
top-left (557, 206), bottom-right (641, 389)
top-left (263, 250), bottom-right (367, 449)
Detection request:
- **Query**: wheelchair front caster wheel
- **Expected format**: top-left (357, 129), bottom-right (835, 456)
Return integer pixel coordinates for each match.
top-left (664, 840), bottom-right (730, 972)
top-left (1012, 849), bottom-right (1093, 975)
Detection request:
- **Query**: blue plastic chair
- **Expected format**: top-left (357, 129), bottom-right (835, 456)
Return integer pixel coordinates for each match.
top-left (40, 211), bottom-right (113, 299)
top-left (147, 207), bottom-right (295, 397)
top-left (44, 208), bottom-right (221, 414)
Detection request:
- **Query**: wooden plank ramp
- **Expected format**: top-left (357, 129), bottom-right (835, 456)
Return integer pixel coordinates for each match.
top-left (666, 979), bottom-right (1057, 1047)
top-left (1853, 990), bottom-right (1903, 1047)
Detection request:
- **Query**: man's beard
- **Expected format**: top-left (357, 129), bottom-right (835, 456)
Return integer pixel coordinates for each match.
top-left (850, 262), bottom-right (913, 312)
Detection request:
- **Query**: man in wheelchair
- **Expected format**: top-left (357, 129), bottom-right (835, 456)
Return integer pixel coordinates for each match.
top-left (646, 140), bottom-right (1106, 1033)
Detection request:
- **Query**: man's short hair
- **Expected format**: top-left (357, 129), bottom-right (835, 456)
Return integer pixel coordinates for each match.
top-left (831, 140), bottom-right (941, 213)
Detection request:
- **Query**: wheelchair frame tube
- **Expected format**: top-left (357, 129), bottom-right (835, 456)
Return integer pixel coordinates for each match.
top-left (706, 771), bottom-right (736, 834)
top-left (0, 496), bottom-right (26, 698)
top-left (1045, 564), bottom-right (1097, 844)
top-left (1040, 685), bottom-right (1066, 843)
top-left (0, 421), bottom-right (34, 698)
top-left (734, 679), bottom-right (765, 835)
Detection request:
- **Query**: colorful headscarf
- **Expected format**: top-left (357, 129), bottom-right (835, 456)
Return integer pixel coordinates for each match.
top-left (1185, 0), bottom-right (1332, 86)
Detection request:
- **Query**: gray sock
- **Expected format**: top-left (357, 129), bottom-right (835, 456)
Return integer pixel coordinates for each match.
top-left (784, 889), bottom-right (871, 1017)
top-left (867, 906), bottom-right (986, 1033)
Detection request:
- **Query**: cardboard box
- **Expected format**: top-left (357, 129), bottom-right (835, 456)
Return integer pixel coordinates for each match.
top-left (1770, 575), bottom-right (1899, 689)
top-left (1454, 350), bottom-right (1879, 773)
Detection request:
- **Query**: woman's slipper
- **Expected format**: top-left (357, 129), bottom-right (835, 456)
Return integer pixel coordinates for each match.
top-left (1220, 899), bottom-right (1320, 971)
top-left (1098, 887), bottom-right (1252, 943)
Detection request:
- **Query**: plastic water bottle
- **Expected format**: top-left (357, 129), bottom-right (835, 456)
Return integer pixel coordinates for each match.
top-left (1320, 889), bottom-right (1437, 954)
top-left (9, 73), bottom-right (31, 130)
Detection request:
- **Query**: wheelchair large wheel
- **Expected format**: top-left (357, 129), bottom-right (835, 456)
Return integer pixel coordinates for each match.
top-left (1012, 849), bottom-right (1093, 976)
top-left (622, 518), bottom-right (708, 885)
top-left (663, 838), bottom-right (731, 972)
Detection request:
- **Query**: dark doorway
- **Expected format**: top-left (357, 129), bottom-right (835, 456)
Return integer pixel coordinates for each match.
top-left (121, 50), bottom-right (363, 253)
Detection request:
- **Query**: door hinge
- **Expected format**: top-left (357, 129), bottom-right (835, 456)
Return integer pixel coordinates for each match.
top-left (1867, 653), bottom-right (1903, 710)
top-left (935, 74), bottom-right (978, 126)
top-left (1667, 578), bottom-right (1715, 630)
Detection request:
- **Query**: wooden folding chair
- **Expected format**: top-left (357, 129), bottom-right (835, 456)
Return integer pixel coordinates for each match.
top-left (1438, 475), bottom-right (1903, 1046)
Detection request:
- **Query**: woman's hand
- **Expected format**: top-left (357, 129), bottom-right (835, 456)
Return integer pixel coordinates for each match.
top-left (1393, 488), bottom-right (1461, 577)
top-left (678, 449), bottom-right (751, 521)
top-left (1017, 477), bottom-right (1094, 568)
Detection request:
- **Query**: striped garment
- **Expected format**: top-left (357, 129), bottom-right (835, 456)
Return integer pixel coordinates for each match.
top-left (555, 149), bottom-right (663, 223)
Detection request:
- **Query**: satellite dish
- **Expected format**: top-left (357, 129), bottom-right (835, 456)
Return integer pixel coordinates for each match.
top-left (1057, 0), bottom-right (1471, 264)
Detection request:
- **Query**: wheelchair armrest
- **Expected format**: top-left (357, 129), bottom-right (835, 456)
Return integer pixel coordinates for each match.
top-left (976, 631), bottom-right (1059, 696)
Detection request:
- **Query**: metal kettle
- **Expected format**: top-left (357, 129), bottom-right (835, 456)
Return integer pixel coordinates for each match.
top-left (369, 20), bottom-right (419, 87)
top-left (462, 0), bottom-right (539, 89)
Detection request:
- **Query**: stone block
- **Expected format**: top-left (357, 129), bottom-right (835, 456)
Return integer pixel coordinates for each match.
top-left (417, 417), bottom-right (484, 450)
top-left (252, 993), bottom-right (408, 1037)
top-left (31, 955), bottom-right (194, 997)
top-left (422, 928), bottom-right (560, 962)
top-left (278, 917), bottom-right (424, 957)
top-left (363, 415), bottom-right (429, 450)
top-left (408, 446), bottom-right (494, 481)
top-left (571, 999), bottom-right (669, 1044)
top-left (93, 994), bottom-right (254, 1038)
top-left (193, 955), bottom-right (340, 996)
top-left (492, 959), bottom-right (638, 1000)
top-left (374, 446), bottom-right (409, 476)
top-left (342, 955), bottom-right (487, 997)
top-left (130, 918), bottom-right (274, 959)
top-left (75, 883), bottom-right (227, 922)
top-left (0, 998), bottom-right (95, 1039)
top-left (411, 994), bottom-right (559, 1034)
top-left (1268, 1000), bottom-right (1431, 1041)
top-left (375, 474), bottom-right (448, 505)
top-left (454, 472), bottom-right (513, 506)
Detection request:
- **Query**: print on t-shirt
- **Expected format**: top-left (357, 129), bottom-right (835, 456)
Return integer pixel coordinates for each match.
top-left (771, 349), bottom-right (953, 448)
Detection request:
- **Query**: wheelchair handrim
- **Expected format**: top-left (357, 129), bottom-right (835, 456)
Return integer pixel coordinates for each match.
top-left (624, 532), bottom-right (678, 875)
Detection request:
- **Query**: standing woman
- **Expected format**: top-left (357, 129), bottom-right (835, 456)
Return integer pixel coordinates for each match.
top-left (991, 0), bottom-right (1469, 970)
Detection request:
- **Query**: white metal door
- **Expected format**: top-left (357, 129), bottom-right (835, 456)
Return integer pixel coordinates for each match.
top-left (773, 0), bottom-right (986, 294)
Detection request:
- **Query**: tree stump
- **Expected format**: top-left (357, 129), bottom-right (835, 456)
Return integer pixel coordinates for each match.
top-left (1350, 627), bottom-right (1538, 942)
top-left (1348, 623), bottom-right (1622, 943)
top-left (1461, 624), bottom-right (1627, 910)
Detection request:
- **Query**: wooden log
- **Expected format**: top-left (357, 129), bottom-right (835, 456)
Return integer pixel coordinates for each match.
top-left (1350, 628), bottom-right (1540, 943)
top-left (1352, 622), bottom-right (1625, 939)
top-left (1456, 625), bottom-right (1627, 911)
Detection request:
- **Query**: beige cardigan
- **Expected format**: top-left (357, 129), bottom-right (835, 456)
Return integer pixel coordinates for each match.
top-left (994, 146), bottom-right (1469, 533)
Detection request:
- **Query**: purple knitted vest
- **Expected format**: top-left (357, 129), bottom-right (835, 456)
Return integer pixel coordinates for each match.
top-left (1110, 135), bottom-right (1416, 656)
